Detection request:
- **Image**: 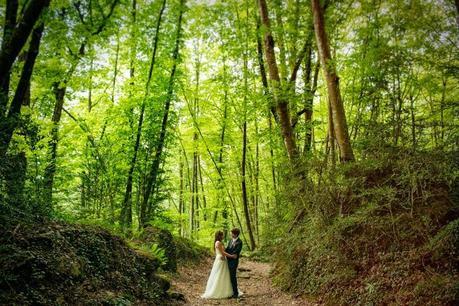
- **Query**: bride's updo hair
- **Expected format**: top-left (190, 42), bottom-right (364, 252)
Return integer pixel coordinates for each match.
top-left (214, 230), bottom-right (224, 244)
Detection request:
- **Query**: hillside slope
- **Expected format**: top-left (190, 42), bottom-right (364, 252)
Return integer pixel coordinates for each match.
top-left (0, 221), bottom-right (174, 305)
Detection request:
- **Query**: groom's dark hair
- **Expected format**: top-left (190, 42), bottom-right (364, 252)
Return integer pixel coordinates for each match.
top-left (231, 228), bottom-right (240, 237)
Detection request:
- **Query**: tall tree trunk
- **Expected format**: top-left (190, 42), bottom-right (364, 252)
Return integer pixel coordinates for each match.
top-left (0, 0), bottom-right (50, 92)
top-left (43, 84), bottom-right (66, 204)
top-left (268, 114), bottom-right (277, 194)
top-left (2, 23), bottom-right (44, 206)
top-left (111, 34), bottom-right (120, 104)
top-left (327, 99), bottom-right (336, 169)
top-left (217, 53), bottom-right (229, 234)
top-left (0, 23), bottom-right (45, 159)
top-left (274, 2), bottom-right (288, 82)
top-left (455, 0), bottom-right (459, 28)
top-left (257, 0), bottom-right (299, 162)
top-left (254, 119), bottom-right (260, 241)
top-left (121, 0), bottom-right (166, 230)
top-left (0, 0), bottom-right (18, 114)
top-left (139, 0), bottom-right (185, 228)
top-left (179, 158), bottom-right (184, 236)
top-left (411, 102), bottom-right (417, 150)
top-left (191, 135), bottom-right (199, 233)
top-left (303, 46), bottom-right (319, 154)
top-left (440, 77), bottom-right (446, 146)
top-left (255, 17), bottom-right (278, 122)
top-left (241, 120), bottom-right (256, 251)
top-left (198, 156), bottom-right (207, 221)
top-left (241, 8), bottom-right (256, 250)
top-left (189, 41), bottom-right (201, 236)
top-left (311, 0), bottom-right (354, 162)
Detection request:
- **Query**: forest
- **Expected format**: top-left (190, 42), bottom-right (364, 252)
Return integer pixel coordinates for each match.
top-left (0, 0), bottom-right (458, 305)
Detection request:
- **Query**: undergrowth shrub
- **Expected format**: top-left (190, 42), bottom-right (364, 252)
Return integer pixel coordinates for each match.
top-left (270, 150), bottom-right (458, 305)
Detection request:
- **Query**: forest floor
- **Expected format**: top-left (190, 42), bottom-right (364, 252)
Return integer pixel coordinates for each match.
top-left (170, 257), bottom-right (316, 305)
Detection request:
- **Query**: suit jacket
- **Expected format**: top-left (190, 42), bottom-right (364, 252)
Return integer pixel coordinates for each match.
top-left (225, 238), bottom-right (242, 267)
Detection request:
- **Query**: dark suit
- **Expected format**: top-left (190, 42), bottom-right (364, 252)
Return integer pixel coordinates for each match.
top-left (225, 237), bottom-right (242, 297)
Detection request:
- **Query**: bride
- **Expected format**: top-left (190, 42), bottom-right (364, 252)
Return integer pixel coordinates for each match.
top-left (201, 231), bottom-right (237, 299)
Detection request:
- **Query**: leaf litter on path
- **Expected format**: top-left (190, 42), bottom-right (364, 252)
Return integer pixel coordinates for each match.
top-left (170, 258), bottom-right (317, 305)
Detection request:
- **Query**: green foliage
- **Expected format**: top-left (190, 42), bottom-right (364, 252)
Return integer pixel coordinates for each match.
top-left (0, 221), bottom-right (170, 305)
top-left (173, 235), bottom-right (210, 263)
top-left (149, 243), bottom-right (168, 267)
top-left (271, 151), bottom-right (458, 305)
top-left (0, 0), bottom-right (458, 304)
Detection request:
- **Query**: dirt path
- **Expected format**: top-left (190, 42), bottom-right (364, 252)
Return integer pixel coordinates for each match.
top-left (171, 258), bottom-right (316, 305)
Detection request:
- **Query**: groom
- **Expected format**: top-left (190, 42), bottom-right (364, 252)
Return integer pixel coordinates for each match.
top-left (225, 228), bottom-right (242, 298)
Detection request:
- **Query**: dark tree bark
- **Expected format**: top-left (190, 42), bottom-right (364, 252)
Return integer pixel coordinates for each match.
top-left (43, 84), bottom-right (66, 204)
top-left (139, 0), bottom-right (185, 228)
top-left (0, 23), bottom-right (45, 160)
top-left (0, 0), bottom-right (18, 113)
top-left (0, 0), bottom-right (50, 91)
top-left (241, 120), bottom-right (256, 251)
top-left (215, 52), bottom-right (229, 234)
top-left (198, 156), bottom-right (207, 221)
top-left (190, 135), bottom-right (197, 234)
top-left (455, 0), bottom-right (459, 28)
top-left (303, 48), bottom-right (320, 154)
top-left (179, 158), bottom-right (184, 236)
top-left (255, 17), bottom-right (278, 123)
top-left (311, 0), bottom-right (354, 162)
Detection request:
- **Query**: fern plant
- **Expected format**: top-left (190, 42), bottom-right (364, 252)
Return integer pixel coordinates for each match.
top-left (150, 243), bottom-right (168, 267)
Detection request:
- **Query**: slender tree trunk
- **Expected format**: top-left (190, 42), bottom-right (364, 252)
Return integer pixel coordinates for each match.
top-left (188, 137), bottom-right (196, 236)
top-left (254, 120), bottom-right (260, 241)
top-left (192, 139), bottom-right (199, 232)
top-left (179, 158), bottom-right (184, 236)
top-left (303, 47), bottom-right (319, 154)
top-left (455, 0), bottom-right (459, 28)
top-left (440, 77), bottom-right (446, 146)
top-left (99, 34), bottom-right (121, 141)
top-left (88, 51), bottom-right (94, 112)
top-left (198, 156), bottom-right (207, 221)
top-left (274, 3), bottom-right (288, 82)
top-left (217, 55), bottom-right (229, 233)
top-left (121, 0), bottom-right (166, 230)
top-left (268, 114), bottom-right (277, 193)
top-left (410, 95), bottom-right (416, 151)
top-left (43, 84), bottom-right (66, 204)
top-left (241, 120), bottom-right (256, 251)
top-left (327, 99), bottom-right (336, 169)
top-left (189, 44), bottom-right (201, 236)
top-left (393, 72), bottom-right (403, 146)
top-left (255, 17), bottom-right (278, 122)
top-left (111, 34), bottom-right (120, 104)
top-left (139, 0), bottom-right (185, 228)
top-left (242, 10), bottom-right (256, 250)
top-left (311, 0), bottom-right (354, 162)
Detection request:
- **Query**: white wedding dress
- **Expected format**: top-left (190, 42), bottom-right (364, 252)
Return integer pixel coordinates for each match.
top-left (201, 242), bottom-right (234, 299)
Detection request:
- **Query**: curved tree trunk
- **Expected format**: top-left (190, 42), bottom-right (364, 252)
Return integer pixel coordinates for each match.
top-left (257, 0), bottom-right (299, 162)
top-left (311, 0), bottom-right (354, 162)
